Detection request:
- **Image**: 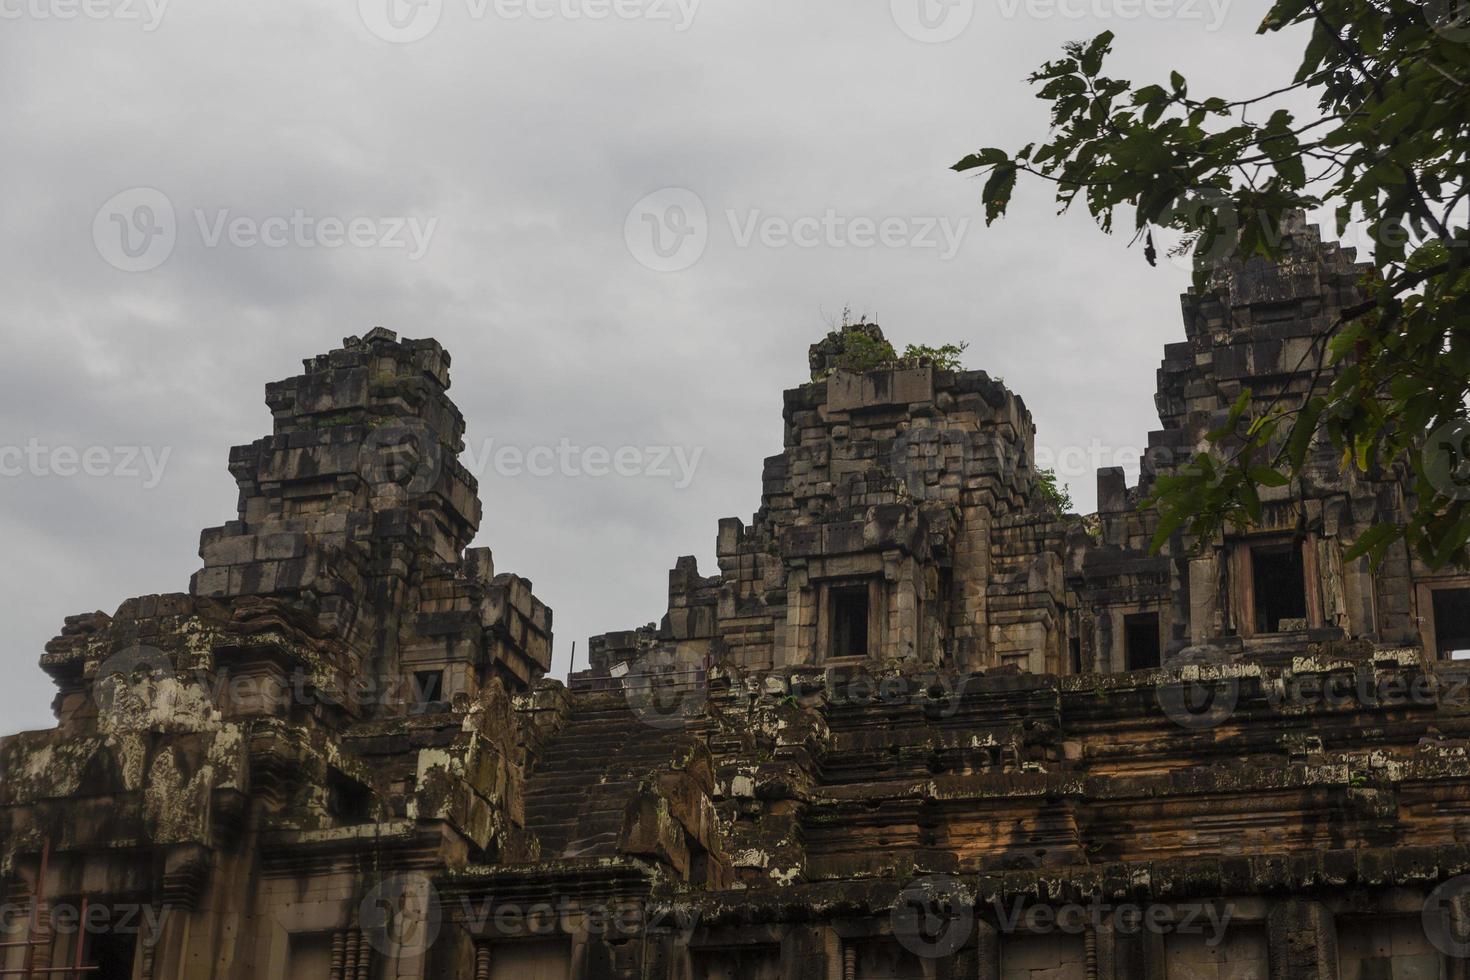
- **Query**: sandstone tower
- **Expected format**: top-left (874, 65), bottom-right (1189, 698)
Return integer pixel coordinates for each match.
top-left (2, 223), bottom-right (1469, 979)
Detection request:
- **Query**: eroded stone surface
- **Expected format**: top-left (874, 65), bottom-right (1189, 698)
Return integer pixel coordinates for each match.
top-left (2, 224), bottom-right (1470, 979)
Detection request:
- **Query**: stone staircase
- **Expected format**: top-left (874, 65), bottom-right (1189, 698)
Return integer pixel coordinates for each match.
top-left (522, 691), bottom-right (690, 859)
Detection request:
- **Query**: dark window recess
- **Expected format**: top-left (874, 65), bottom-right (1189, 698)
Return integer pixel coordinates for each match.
top-left (1069, 635), bottom-right (1084, 674)
top-left (1434, 588), bottom-right (1470, 660)
top-left (1125, 613), bottom-right (1161, 670)
top-left (87, 931), bottom-right (138, 980)
top-left (329, 773), bottom-right (374, 824)
top-left (1252, 543), bottom-right (1308, 633)
top-left (412, 670), bottom-right (444, 707)
top-left (831, 586), bottom-right (870, 658)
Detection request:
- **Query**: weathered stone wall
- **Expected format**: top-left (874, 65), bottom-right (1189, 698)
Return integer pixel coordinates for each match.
top-left (4, 226), bottom-right (1470, 980)
top-left (593, 216), bottom-right (1470, 688)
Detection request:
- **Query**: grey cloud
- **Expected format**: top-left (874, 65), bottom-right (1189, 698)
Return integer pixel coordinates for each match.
top-left (0, 0), bottom-right (1299, 735)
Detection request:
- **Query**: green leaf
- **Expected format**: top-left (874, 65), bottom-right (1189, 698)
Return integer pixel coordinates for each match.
top-left (981, 164), bottom-right (1018, 225)
top-left (1343, 523), bottom-right (1403, 566)
top-left (953, 148), bottom-right (1011, 172)
top-left (1249, 467), bottom-right (1291, 488)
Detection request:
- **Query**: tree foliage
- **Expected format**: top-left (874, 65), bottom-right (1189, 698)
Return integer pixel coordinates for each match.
top-left (955, 1), bottom-right (1470, 568)
top-left (1036, 467), bottom-right (1076, 513)
top-left (819, 332), bottom-right (971, 375)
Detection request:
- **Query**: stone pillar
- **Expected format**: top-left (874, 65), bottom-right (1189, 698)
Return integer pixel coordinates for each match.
top-left (1105, 912), bottom-right (1166, 980)
top-left (330, 931), bottom-right (347, 980)
top-left (1267, 900), bottom-right (1338, 980)
top-left (343, 929), bottom-right (359, 980)
top-left (476, 944), bottom-right (492, 980)
top-left (781, 924), bottom-right (832, 980)
top-left (355, 931), bottom-right (373, 980)
top-left (974, 919), bottom-right (1000, 980)
top-left (28, 901), bottom-right (53, 973)
top-left (1450, 892), bottom-right (1470, 980)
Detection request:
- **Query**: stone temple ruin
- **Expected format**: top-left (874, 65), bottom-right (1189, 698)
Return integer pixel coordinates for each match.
top-left (4, 216), bottom-right (1470, 979)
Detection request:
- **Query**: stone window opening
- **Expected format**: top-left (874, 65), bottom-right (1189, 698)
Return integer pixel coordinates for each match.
top-left (329, 772), bottom-right (374, 824)
top-left (1069, 635), bottom-right (1084, 675)
top-left (1251, 542), bottom-right (1309, 634)
top-left (83, 928), bottom-right (139, 980)
top-left (410, 669), bottom-right (445, 711)
top-left (1125, 613), bottom-right (1161, 671)
top-left (1432, 588), bottom-right (1470, 660)
top-left (830, 585), bottom-right (871, 659)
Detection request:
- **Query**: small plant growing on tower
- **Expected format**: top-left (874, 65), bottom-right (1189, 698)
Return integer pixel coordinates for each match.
top-left (831, 330), bottom-right (899, 374)
top-left (901, 342), bottom-right (969, 372)
top-left (816, 325), bottom-right (970, 378)
top-left (1036, 468), bottom-right (1074, 513)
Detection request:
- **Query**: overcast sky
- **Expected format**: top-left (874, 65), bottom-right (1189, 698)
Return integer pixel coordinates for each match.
top-left (0, 0), bottom-right (1312, 735)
